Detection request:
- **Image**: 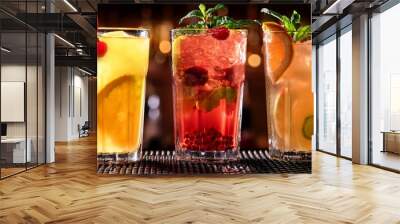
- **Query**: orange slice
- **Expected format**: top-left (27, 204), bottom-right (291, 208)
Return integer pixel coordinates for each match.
top-left (270, 84), bottom-right (314, 151)
top-left (270, 85), bottom-right (287, 149)
top-left (263, 22), bottom-right (293, 84)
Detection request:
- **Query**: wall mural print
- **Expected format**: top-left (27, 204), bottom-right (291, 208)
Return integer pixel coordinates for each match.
top-left (96, 3), bottom-right (312, 175)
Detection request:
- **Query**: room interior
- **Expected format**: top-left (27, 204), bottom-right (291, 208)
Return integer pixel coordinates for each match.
top-left (0, 0), bottom-right (400, 223)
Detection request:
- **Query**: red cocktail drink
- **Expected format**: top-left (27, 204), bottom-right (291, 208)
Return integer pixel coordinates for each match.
top-left (172, 29), bottom-right (247, 161)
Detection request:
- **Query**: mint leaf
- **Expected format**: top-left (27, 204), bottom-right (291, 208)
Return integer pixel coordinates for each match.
top-left (179, 9), bottom-right (204, 25)
top-left (261, 8), bottom-right (311, 42)
top-left (179, 3), bottom-right (259, 29)
top-left (294, 25), bottom-right (311, 42)
top-left (281, 16), bottom-right (296, 34)
top-left (290, 10), bottom-right (301, 28)
top-left (186, 21), bottom-right (207, 29)
top-left (198, 87), bottom-right (237, 112)
top-left (199, 4), bottom-right (206, 17)
top-left (206, 3), bottom-right (225, 15)
top-left (210, 16), bottom-right (258, 29)
top-left (225, 87), bottom-right (236, 103)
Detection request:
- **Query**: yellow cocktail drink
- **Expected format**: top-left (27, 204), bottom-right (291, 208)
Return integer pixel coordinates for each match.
top-left (97, 28), bottom-right (149, 162)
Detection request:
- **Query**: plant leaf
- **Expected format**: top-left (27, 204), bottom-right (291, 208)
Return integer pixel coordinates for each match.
top-left (199, 4), bottom-right (206, 17)
top-left (179, 9), bottom-right (203, 24)
top-left (281, 16), bottom-right (296, 32)
top-left (225, 87), bottom-right (236, 103)
top-left (211, 16), bottom-right (259, 29)
top-left (261, 8), bottom-right (312, 42)
top-left (198, 87), bottom-right (237, 112)
top-left (206, 3), bottom-right (225, 15)
top-left (291, 10), bottom-right (301, 25)
top-left (180, 3), bottom-right (255, 29)
top-left (212, 16), bottom-right (232, 27)
top-left (186, 21), bottom-right (207, 29)
top-left (294, 25), bottom-right (311, 42)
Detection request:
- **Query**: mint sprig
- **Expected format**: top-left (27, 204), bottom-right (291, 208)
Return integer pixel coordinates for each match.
top-left (179, 3), bottom-right (259, 29)
top-left (198, 87), bottom-right (237, 112)
top-left (261, 8), bottom-right (311, 42)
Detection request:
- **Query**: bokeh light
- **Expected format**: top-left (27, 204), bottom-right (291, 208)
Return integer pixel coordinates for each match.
top-left (159, 40), bottom-right (171, 54)
top-left (147, 95), bottom-right (160, 109)
top-left (247, 53), bottom-right (261, 68)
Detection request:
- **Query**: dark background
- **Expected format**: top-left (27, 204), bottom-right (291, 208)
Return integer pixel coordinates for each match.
top-left (98, 3), bottom-right (311, 149)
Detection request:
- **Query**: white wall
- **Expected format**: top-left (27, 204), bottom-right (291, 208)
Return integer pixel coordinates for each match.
top-left (1, 63), bottom-right (45, 163)
top-left (1, 65), bottom-right (32, 138)
top-left (54, 67), bottom-right (89, 141)
top-left (55, 66), bottom-right (70, 141)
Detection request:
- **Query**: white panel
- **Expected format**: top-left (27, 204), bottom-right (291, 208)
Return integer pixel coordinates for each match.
top-left (1, 82), bottom-right (25, 122)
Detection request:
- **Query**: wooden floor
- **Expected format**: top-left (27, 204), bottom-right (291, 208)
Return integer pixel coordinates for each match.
top-left (1, 167), bottom-right (26, 178)
top-left (373, 150), bottom-right (400, 171)
top-left (1, 136), bottom-right (400, 224)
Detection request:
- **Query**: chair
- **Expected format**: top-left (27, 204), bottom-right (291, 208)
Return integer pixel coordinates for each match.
top-left (79, 121), bottom-right (90, 138)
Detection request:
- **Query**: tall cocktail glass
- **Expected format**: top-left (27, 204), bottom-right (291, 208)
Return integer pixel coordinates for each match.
top-left (263, 25), bottom-right (313, 161)
top-left (171, 29), bottom-right (247, 162)
top-left (97, 28), bottom-right (149, 163)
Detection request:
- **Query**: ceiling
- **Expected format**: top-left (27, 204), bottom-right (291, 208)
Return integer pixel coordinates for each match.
top-left (0, 0), bottom-right (392, 73)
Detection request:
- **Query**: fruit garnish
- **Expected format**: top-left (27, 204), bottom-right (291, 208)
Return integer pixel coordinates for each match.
top-left (302, 115), bottom-right (314, 140)
top-left (263, 22), bottom-right (293, 83)
top-left (182, 128), bottom-right (233, 151)
top-left (97, 40), bottom-right (107, 57)
top-left (261, 8), bottom-right (311, 42)
top-left (183, 66), bottom-right (208, 86)
top-left (208, 27), bottom-right (230, 40)
top-left (179, 3), bottom-right (259, 29)
top-left (271, 87), bottom-right (286, 141)
top-left (198, 86), bottom-right (236, 112)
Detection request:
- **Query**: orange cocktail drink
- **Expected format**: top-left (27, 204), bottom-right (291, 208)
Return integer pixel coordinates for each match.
top-left (263, 21), bottom-right (313, 161)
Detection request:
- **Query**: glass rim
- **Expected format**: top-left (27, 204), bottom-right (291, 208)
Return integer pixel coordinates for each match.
top-left (97, 27), bottom-right (150, 31)
top-left (264, 39), bottom-right (312, 44)
top-left (171, 28), bottom-right (248, 32)
top-left (290, 40), bottom-right (312, 44)
top-left (262, 30), bottom-right (312, 34)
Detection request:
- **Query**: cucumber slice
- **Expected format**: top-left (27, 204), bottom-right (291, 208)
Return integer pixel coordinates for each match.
top-left (302, 115), bottom-right (314, 140)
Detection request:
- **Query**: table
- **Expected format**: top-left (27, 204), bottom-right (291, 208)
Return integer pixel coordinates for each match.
top-left (381, 131), bottom-right (400, 154)
top-left (1, 138), bottom-right (31, 164)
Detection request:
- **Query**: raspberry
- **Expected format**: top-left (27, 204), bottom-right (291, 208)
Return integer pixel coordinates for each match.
top-left (182, 129), bottom-right (234, 151)
top-left (208, 27), bottom-right (230, 40)
top-left (97, 40), bottom-right (107, 57)
top-left (183, 66), bottom-right (208, 86)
